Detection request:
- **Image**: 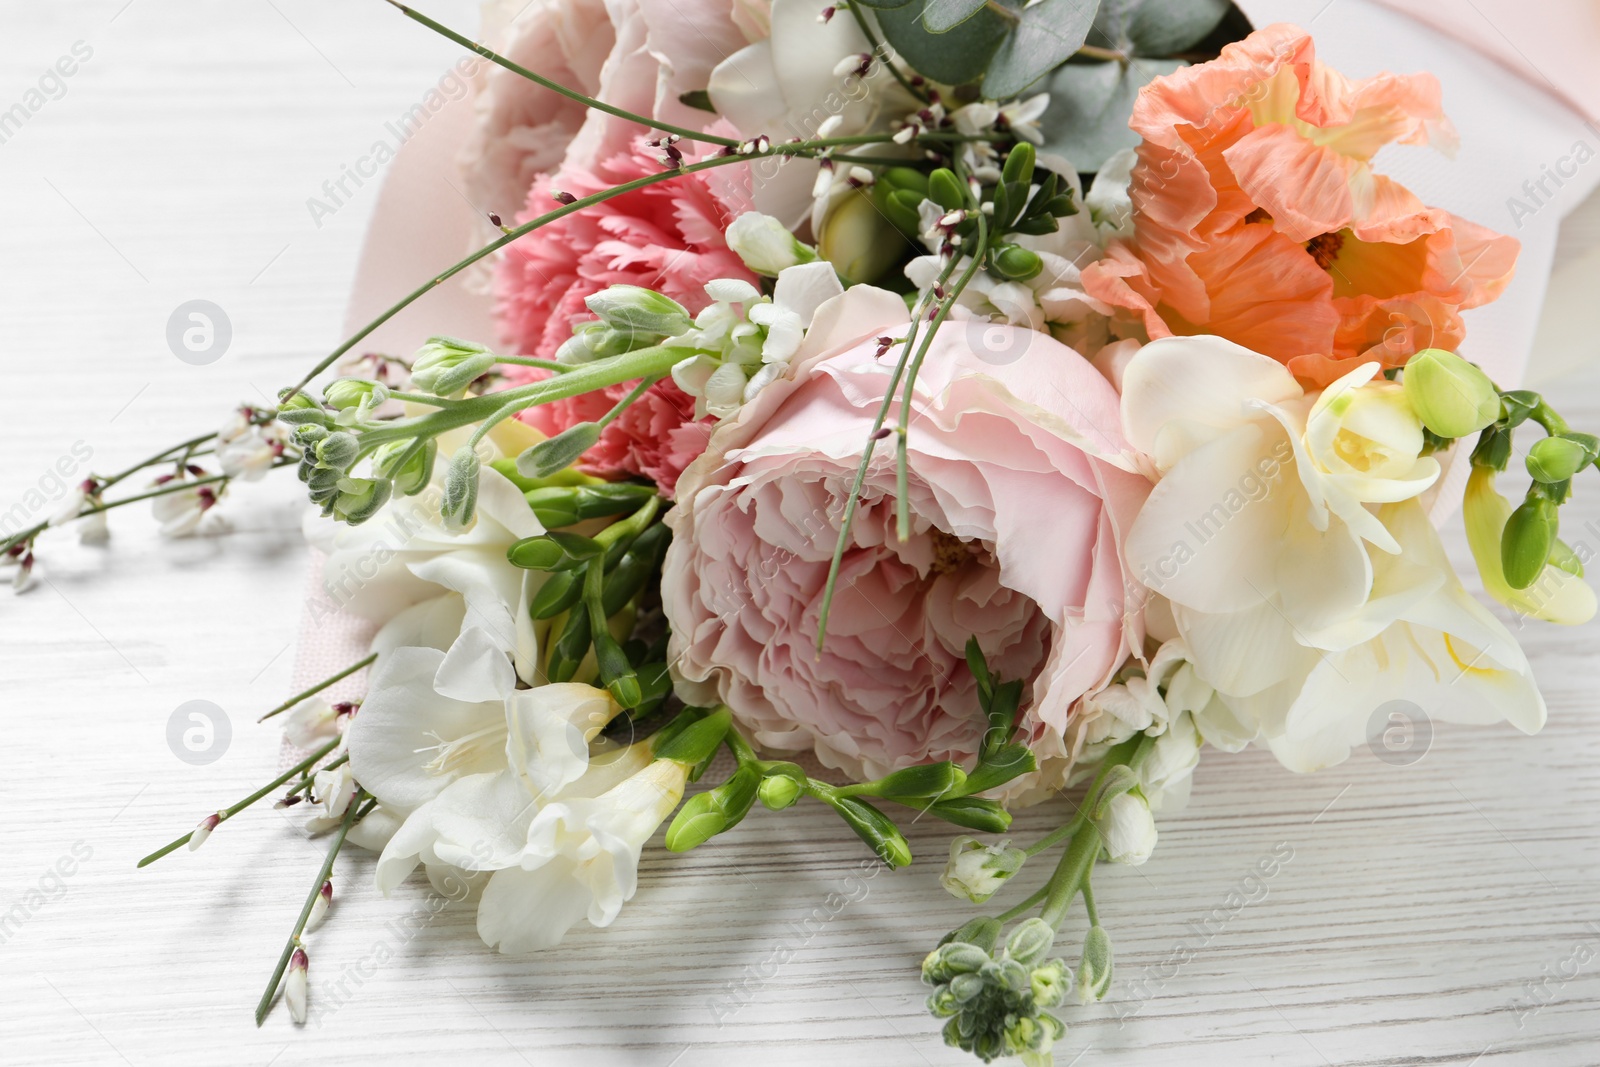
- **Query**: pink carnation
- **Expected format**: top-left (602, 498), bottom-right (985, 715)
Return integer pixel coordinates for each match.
top-left (660, 287), bottom-right (1153, 796)
top-left (514, 375), bottom-right (713, 498)
top-left (495, 130), bottom-right (757, 360)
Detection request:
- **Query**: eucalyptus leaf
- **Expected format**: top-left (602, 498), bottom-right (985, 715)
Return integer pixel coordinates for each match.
top-left (851, 0), bottom-right (916, 10)
top-left (923, 0), bottom-right (989, 32)
top-left (876, 1), bottom-right (1010, 86)
top-left (981, 0), bottom-right (1100, 100)
top-left (1091, 0), bottom-right (1229, 57)
top-left (1037, 56), bottom-right (1183, 171)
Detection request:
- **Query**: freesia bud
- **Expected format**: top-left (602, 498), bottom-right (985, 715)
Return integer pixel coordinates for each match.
top-left (757, 773), bottom-right (802, 810)
top-left (306, 880), bottom-right (332, 932)
top-left (286, 946), bottom-right (309, 1025)
top-left (440, 447), bottom-right (480, 531)
top-left (990, 243), bottom-right (1043, 281)
top-left (819, 189), bottom-right (901, 285)
top-left (1501, 495), bottom-right (1558, 590)
top-left (189, 812), bottom-right (221, 851)
top-left (1464, 466), bottom-right (1596, 623)
top-left (1527, 435), bottom-right (1592, 483)
top-left (1076, 925), bottom-right (1113, 1003)
top-left (940, 836), bottom-right (1025, 903)
top-left (584, 285), bottom-right (691, 336)
top-left (726, 212), bottom-right (819, 276)
top-left (1402, 348), bottom-right (1500, 439)
top-left (410, 337), bottom-right (496, 396)
top-left (1095, 791), bottom-right (1156, 865)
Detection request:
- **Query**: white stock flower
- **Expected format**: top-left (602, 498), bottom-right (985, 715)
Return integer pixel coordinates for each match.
top-left (726, 211), bottom-right (819, 276)
top-left (940, 836), bottom-right (1026, 904)
top-left (1097, 791), bottom-right (1156, 865)
top-left (669, 262), bottom-right (844, 419)
top-left (1120, 337), bottom-right (1545, 771)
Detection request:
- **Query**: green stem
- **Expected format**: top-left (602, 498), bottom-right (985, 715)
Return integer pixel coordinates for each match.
top-left (994, 885), bottom-right (1049, 924)
top-left (135, 736), bottom-right (343, 867)
top-left (895, 214), bottom-right (988, 541)
top-left (1039, 817), bottom-right (1102, 929)
top-left (258, 653), bottom-right (377, 722)
top-left (596, 376), bottom-right (659, 432)
top-left (99, 431), bottom-right (217, 491)
top-left (254, 789), bottom-right (367, 1026)
top-left (1082, 877), bottom-right (1100, 928)
top-left (285, 753), bottom-right (348, 798)
top-left (384, 1), bottom-right (741, 148)
top-left (594, 495), bottom-right (662, 548)
top-left (494, 356), bottom-right (571, 373)
top-left (813, 255), bottom-right (962, 651)
top-left (359, 345), bottom-right (692, 450)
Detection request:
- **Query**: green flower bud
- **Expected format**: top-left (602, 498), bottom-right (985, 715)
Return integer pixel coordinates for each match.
top-left (313, 432), bottom-right (360, 471)
top-left (726, 211), bottom-right (819, 276)
top-left (411, 337), bottom-right (496, 396)
top-left (585, 285), bottom-right (692, 335)
top-left (872, 760), bottom-right (967, 800)
top-left (516, 422), bottom-right (603, 481)
top-left (1032, 957), bottom-right (1072, 1008)
top-left (545, 608), bottom-right (591, 683)
top-left (525, 487), bottom-right (581, 529)
top-left (926, 986), bottom-right (961, 1018)
top-left (593, 629), bottom-right (641, 708)
top-left (873, 183), bottom-right (925, 237)
top-left (1005, 918), bottom-right (1055, 968)
top-left (1076, 925), bottom-right (1113, 1003)
top-left (819, 189), bottom-right (902, 285)
top-left (943, 916), bottom-right (1002, 953)
top-left (373, 439), bottom-right (436, 496)
top-left (651, 706), bottom-right (732, 766)
top-left (829, 795), bottom-right (912, 868)
top-left (440, 446), bottom-right (481, 530)
top-left (922, 942), bottom-right (990, 984)
top-left (949, 972), bottom-right (985, 1003)
top-left (1527, 435), bottom-right (1592, 483)
top-left (1502, 495), bottom-right (1558, 590)
top-left (1499, 389), bottom-right (1540, 427)
top-left (990, 243), bottom-right (1043, 282)
top-left (941, 836), bottom-right (1026, 904)
top-left (529, 568), bottom-right (583, 619)
top-left (291, 424), bottom-right (329, 449)
top-left (331, 477), bottom-right (391, 525)
top-left (665, 791), bottom-right (727, 852)
top-left (505, 536), bottom-right (566, 570)
top-left (1402, 348), bottom-right (1501, 439)
top-left (276, 400), bottom-right (333, 428)
top-left (1001, 142), bottom-right (1036, 187)
top-left (879, 166), bottom-right (931, 197)
top-left (928, 167), bottom-right (964, 210)
top-left (928, 796), bottom-right (1013, 834)
top-left (757, 773), bottom-right (802, 811)
top-left (323, 377), bottom-right (389, 411)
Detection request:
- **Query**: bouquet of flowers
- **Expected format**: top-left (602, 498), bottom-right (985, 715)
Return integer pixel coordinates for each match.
top-left (19, 1), bottom-right (1598, 1062)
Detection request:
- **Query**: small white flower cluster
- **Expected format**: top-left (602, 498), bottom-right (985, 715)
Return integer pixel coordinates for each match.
top-left (668, 257), bottom-right (844, 420)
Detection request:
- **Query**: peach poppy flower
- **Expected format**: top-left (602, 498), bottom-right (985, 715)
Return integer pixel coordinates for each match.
top-left (1082, 23), bottom-right (1520, 386)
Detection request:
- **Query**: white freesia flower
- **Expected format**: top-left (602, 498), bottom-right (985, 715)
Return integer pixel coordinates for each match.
top-left (1097, 791), bottom-right (1157, 865)
top-left (310, 457), bottom-right (546, 685)
top-left (706, 0), bottom-right (916, 226)
top-left (476, 756), bottom-right (689, 952)
top-left (1120, 337), bottom-right (1546, 771)
top-left (670, 262), bottom-right (844, 418)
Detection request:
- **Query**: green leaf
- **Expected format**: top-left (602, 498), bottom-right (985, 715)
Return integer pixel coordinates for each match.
top-left (1093, 0), bottom-right (1229, 57)
top-left (876, 2), bottom-right (1010, 86)
top-left (677, 88), bottom-right (716, 114)
top-left (923, 0), bottom-right (989, 32)
top-left (981, 0), bottom-right (1099, 100)
top-left (1037, 57), bottom-right (1183, 171)
top-left (852, 0), bottom-right (915, 9)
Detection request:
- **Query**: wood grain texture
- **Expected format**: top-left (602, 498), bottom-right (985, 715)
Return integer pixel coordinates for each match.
top-left (1, 4), bottom-right (1598, 1065)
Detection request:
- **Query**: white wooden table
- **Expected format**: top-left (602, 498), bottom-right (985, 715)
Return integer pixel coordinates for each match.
top-left (2, 4), bottom-right (1597, 1065)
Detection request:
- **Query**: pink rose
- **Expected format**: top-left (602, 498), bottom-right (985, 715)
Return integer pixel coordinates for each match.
top-left (462, 0), bottom-right (767, 215)
top-left (660, 287), bottom-right (1152, 793)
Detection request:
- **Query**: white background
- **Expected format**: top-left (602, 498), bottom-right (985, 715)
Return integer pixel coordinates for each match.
top-left (2, 2), bottom-right (1598, 1065)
